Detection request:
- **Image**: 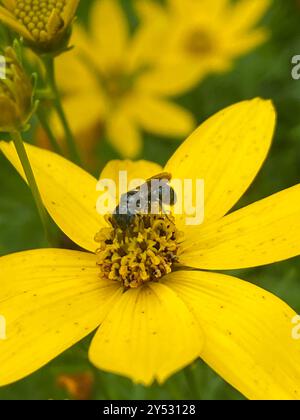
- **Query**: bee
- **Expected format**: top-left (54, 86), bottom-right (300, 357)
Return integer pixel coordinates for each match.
top-left (112, 172), bottom-right (177, 230)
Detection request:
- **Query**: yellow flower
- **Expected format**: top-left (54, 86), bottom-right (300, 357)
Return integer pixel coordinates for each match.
top-left (135, 0), bottom-right (271, 95)
top-left (1, 98), bottom-right (300, 400)
top-left (0, 47), bottom-right (34, 132)
top-left (0, 0), bottom-right (79, 54)
top-left (49, 0), bottom-right (196, 158)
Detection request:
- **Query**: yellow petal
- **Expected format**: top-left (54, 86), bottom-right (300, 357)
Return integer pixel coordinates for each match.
top-left (51, 93), bottom-right (106, 141)
top-left (133, 1), bottom-right (213, 96)
top-left (54, 32), bottom-right (107, 138)
top-left (227, 0), bottom-right (271, 34)
top-left (89, 282), bottom-right (203, 385)
top-left (165, 98), bottom-right (276, 229)
top-left (62, 0), bottom-right (80, 27)
top-left (136, 63), bottom-right (204, 97)
top-left (90, 0), bottom-right (128, 70)
top-left (0, 142), bottom-right (105, 252)
top-left (165, 270), bottom-right (300, 400)
top-left (126, 17), bottom-right (167, 74)
top-left (135, 0), bottom-right (166, 22)
top-left (223, 30), bottom-right (269, 56)
top-left (131, 0), bottom-right (169, 72)
top-left (61, 23), bottom-right (107, 79)
top-left (0, 249), bottom-right (120, 386)
top-left (168, 0), bottom-right (228, 16)
top-left (55, 39), bottom-right (99, 94)
top-left (100, 159), bottom-right (163, 186)
top-left (167, 0), bottom-right (187, 14)
top-left (130, 95), bottom-right (196, 138)
top-left (107, 111), bottom-right (142, 158)
top-left (181, 184), bottom-right (300, 270)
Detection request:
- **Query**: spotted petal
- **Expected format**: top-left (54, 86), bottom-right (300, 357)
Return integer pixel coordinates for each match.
top-left (165, 270), bottom-right (300, 400)
top-left (0, 249), bottom-right (119, 386)
top-left (89, 282), bottom-right (203, 385)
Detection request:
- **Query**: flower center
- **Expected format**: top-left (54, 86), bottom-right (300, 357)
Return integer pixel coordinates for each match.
top-left (184, 28), bottom-right (214, 56)
top-left (14, 0), bottom-right (66, 42)
top-left (102, 67), bottom-right (134, 101)
top-left (95, 214), bottom-right (183, 289)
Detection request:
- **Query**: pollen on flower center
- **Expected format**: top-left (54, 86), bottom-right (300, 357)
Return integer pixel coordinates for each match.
top-left (14, 0), bottom-right (66, 42)
top-left (184, 28), bottom-right (214, 56)
top-left (95, 214), bottom-right (183, 289)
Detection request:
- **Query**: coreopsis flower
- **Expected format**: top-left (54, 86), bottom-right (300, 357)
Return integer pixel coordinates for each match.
top-left (0, 0), bottom-right (80, 54)
top-left (1, 99), bottom-right (300, 400)
top-left (48, 0), bottom-right (196, 158)
top-left (0, 46), bottom-right (34, 132)
top-left (135, 0), bottom-right (271, 95)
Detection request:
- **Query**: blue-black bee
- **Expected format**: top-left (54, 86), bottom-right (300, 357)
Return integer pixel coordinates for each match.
top-left (112, 172), bottom-right (177, 230)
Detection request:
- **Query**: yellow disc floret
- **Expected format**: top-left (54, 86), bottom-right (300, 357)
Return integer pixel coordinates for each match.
top-left (14, 0), bottom-right (66, 43)
top-left (95, 214), bottom-right (183, 289)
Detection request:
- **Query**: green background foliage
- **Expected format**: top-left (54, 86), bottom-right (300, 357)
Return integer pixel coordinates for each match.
top-left (0, 0), bottom-right (300, 400)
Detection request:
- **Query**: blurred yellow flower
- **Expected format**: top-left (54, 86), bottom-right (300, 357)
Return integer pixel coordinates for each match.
top-left (136, 0), bottom-right (271, 94)
top-left (1, 99), bottom-right (300, 399)
top-left (0, 0), bottom-right (79, 54)
top-left (50, 0), bottom-right (196, 158)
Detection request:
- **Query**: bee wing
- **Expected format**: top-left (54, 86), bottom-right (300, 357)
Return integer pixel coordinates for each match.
top-left (147, 172), bottom-right (172, 182)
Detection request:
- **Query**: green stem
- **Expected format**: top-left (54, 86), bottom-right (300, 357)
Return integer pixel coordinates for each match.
top-left (10, 131), bottom-right (53, 245)
top-left (42, 55), bottom-right (82, 165)
top-left (37, 108), bottom-right (63, 155)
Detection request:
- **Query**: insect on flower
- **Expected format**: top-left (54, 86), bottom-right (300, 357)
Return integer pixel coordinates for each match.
top-left (1, 99), bottom-right (300, 400)
top-left (112, 172), bottom-right (177, 231)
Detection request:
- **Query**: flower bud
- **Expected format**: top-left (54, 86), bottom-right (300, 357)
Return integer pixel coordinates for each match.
top-left (0, 47), bottom-right (34, 132)
top-left (0, 0), bottom-right (80, 54)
